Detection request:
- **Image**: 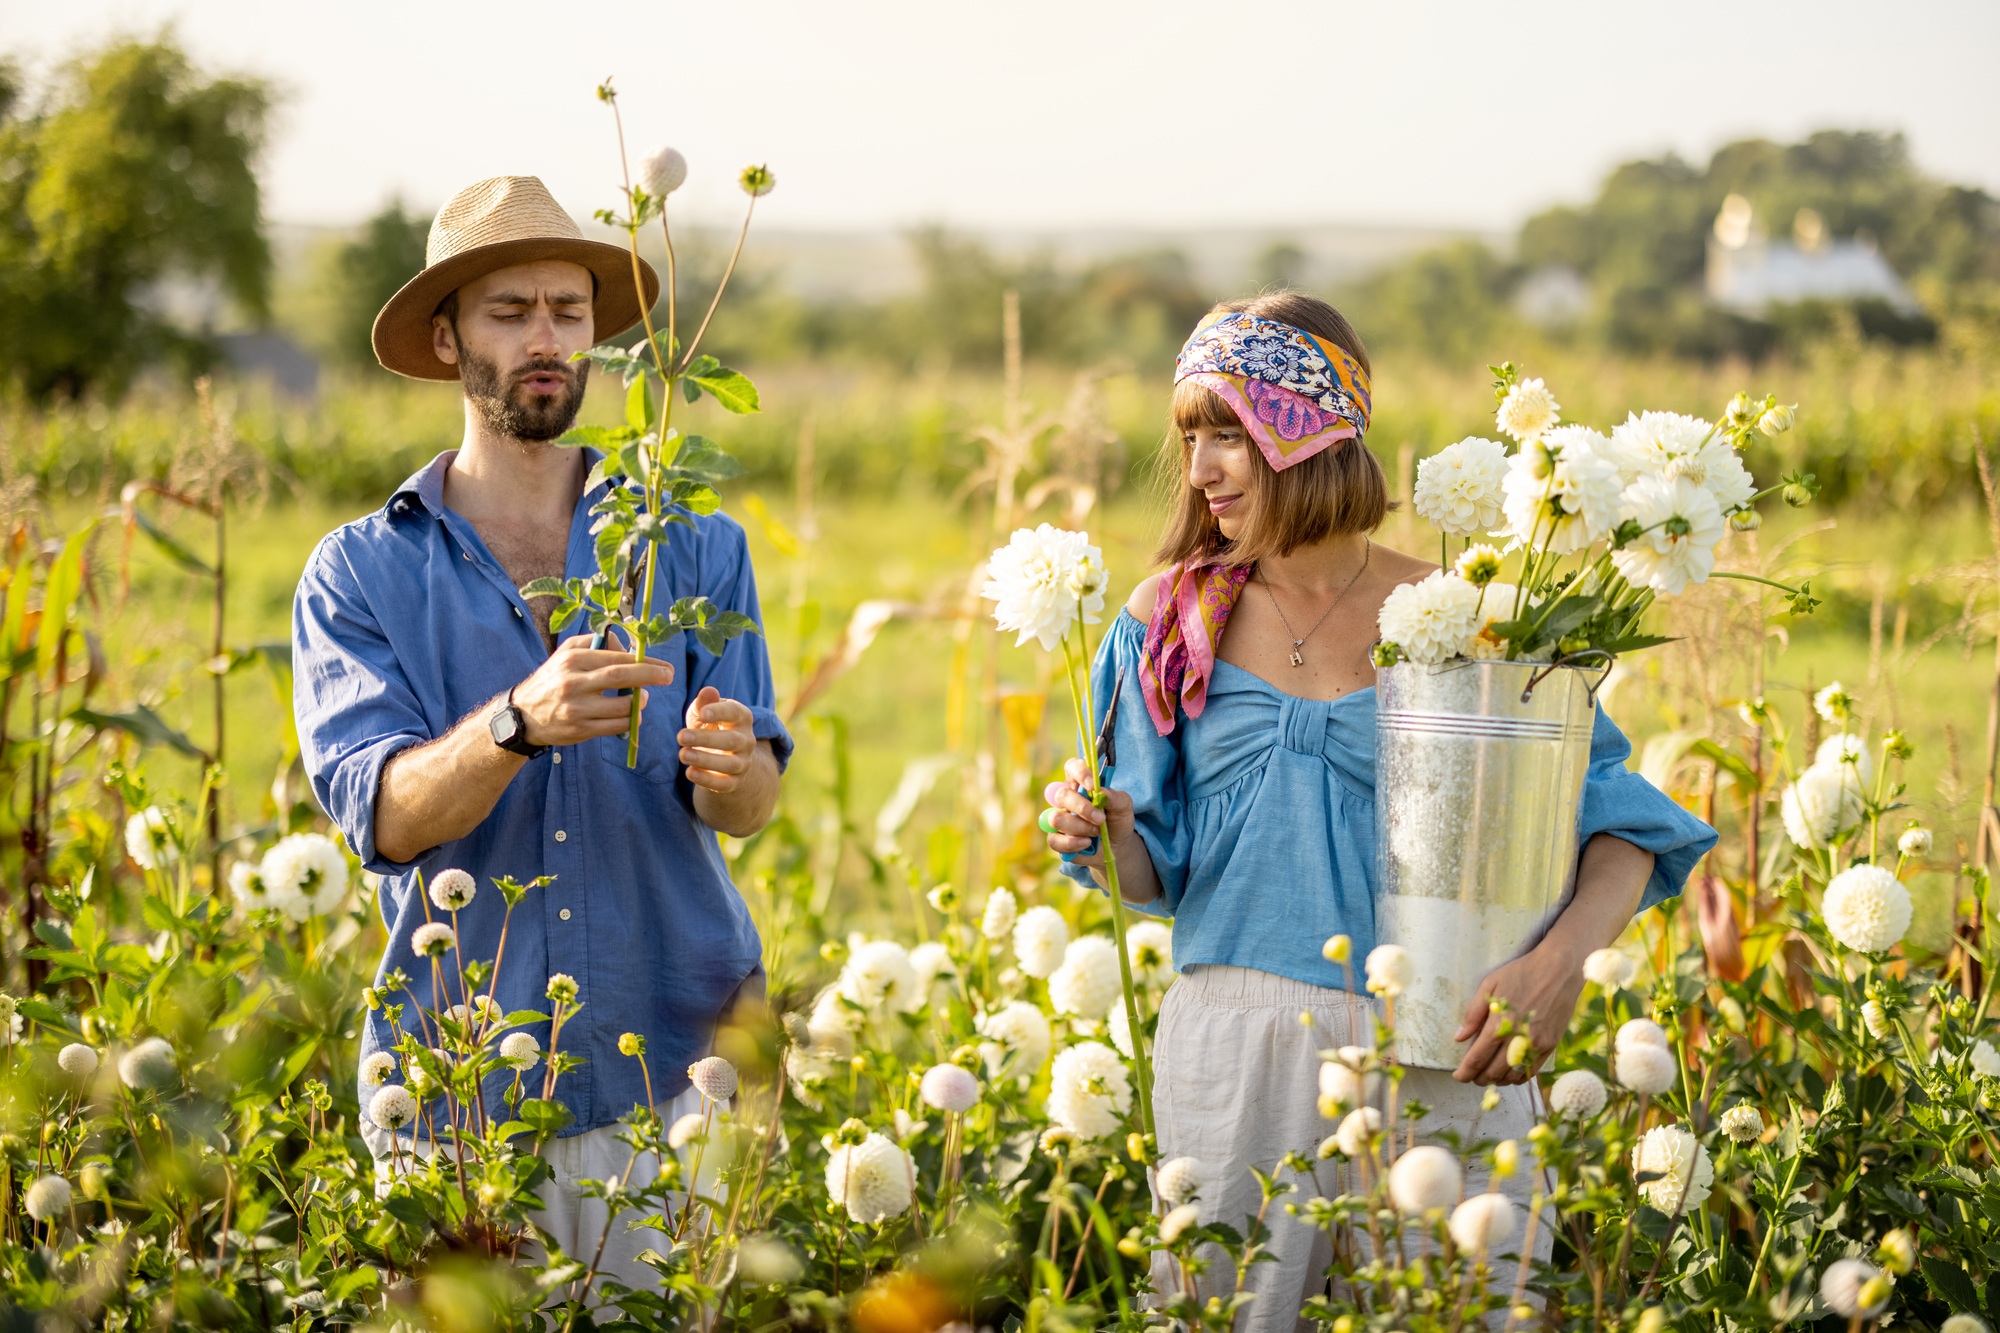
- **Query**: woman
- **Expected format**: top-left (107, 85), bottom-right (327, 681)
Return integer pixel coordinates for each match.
top-left (1042, 291), bottom-right (1716, 1324)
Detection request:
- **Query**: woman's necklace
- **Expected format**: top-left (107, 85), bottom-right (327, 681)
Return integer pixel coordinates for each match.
top-left (1256, 539), bottom-right (1372, 668)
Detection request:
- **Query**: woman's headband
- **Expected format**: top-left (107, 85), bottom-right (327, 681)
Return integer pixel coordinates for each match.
top-left (1173, 311), bottom-right (1372, 471)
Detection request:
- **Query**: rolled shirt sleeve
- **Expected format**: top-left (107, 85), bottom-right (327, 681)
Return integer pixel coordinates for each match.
top-left (291, 539), bottom-right (429, 875)
top-left (1059, 612), bottom-right (1189, 916)
top-left (1579, 707), bottom-right (1720, 914)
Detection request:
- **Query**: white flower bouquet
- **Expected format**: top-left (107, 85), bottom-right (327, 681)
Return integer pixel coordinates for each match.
top-left (1375, 366), bottom-right (1818, 669)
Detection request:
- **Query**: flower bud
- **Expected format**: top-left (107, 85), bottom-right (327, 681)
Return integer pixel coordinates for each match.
top-left (1635, 1308), bottom-right (1666, 1333)
top-left (618, 1032), bottom-right (646, 1057)
top-left (1321, 934), bottom-right (1351, 964)
top-left (1876, 1227), bottom-right (1917, 1275)
top-left (1724, 391), bottom-right (1754, 426)
top-left (1506, 1035), bottom-right (1532, 1068)
top-left (739, 164), bottom-right (776, 198)
top-left (1728, 508), bottom-right (1762, 532)
top-left (636, 146), bottom-right (688, 197)
top-left (1492, 1139), bottom-right (1519, 1179)
top-left (926, 883), bottom-right (959, 912)
top-left (1783, 480), bottom-right (1814, 507)
top-left (1757, 403), bottom-right (1797, 436)
top-left (1857, 1275), bottom-right (1893, 1312)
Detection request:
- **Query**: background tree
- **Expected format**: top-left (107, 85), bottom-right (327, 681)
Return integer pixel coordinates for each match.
top-left (321, 201), bottom-right (431, 369)
top-left (0, 37), bottom-right (269, 400)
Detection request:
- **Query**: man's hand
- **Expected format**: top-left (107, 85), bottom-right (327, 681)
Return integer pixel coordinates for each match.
top-left (512, 636), bottom-right (673, 746)
top-left (1450, 939), bottom-right (1588, 1086)
top-left (680, 686), bottom-right (781, 837)
top-left (679, 686), bottom-right (757, 793)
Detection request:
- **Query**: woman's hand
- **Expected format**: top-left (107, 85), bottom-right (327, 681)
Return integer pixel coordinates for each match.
top-left (1450, 937), bottom-right (1588, 1086)
top-left (1042, 756), bottom-right (1133, 868)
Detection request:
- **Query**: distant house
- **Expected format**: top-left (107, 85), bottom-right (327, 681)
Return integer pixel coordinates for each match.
top-left (1514, 265), bottom-right (1592, 327)
top-left (215, 333), bottom-right (321, 397)
top-left (1705, 194), bottom-right (1921, 316)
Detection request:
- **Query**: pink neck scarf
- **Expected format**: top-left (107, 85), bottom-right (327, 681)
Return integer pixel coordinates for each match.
top-left (1138, 560), bottom-right (1252, 736)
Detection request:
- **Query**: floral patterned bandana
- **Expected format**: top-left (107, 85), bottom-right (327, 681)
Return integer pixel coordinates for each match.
top-left (1174, 312), bottom-right (1372, 471)
top-left (1138, 560), bottom-right (1252, 736)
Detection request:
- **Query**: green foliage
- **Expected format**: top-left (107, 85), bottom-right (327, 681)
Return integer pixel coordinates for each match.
top-left (0, 38), bottom-right (270, 399)
top-left (321, 200), bottom-right (431, 368)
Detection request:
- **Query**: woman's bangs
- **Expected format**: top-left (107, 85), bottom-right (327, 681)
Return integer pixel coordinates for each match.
top-left (1170, 379), bottom-right (1243, 434)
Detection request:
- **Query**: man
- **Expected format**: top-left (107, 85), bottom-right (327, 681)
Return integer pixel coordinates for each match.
top-left (292, 176), bottom-right (789, 1283)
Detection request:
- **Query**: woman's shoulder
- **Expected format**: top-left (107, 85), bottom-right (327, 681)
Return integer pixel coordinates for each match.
top-left (1124, 572), bottom-right (1169, 623)
top-left (1366, 538), bottom-right (1440, 590)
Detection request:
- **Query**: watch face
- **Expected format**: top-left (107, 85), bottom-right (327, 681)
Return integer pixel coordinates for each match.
top-left (491, 705), bottom-right (521, 747)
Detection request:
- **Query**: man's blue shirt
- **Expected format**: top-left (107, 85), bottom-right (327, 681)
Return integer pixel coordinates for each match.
top-left (292, 450), bottom-right (791, 1135)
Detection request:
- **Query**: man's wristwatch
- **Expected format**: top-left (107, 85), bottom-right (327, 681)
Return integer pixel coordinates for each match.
top-left (489, 688), bottom-right (548, 759)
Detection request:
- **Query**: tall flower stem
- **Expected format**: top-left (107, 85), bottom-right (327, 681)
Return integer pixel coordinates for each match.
top-left (1060, 610), bottom-right (1156, 1150)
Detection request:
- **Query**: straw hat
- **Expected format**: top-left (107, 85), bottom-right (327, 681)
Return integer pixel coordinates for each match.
top-left (372, 175), bottom-right (660, 381)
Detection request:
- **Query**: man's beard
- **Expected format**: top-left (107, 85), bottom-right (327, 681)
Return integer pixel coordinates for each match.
top-left (459, 345), bottom-right (589, 443)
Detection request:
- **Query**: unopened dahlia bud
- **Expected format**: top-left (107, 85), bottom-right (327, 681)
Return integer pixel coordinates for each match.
top-left (637, 146), bottom-right (688, 197)
top-left (689, 1055), bottom-right (739, 1102)
top-left (1321, 933), bottom-right (1351, 964)
top-left (546, 974), bottom-right (579, 1006)
top-left (619, 1032), bottom-right (646, 1057)
top-left (1876, 1228), bottom-right (1916, 1275)
top-left (1757, 403), bottom-right (1797, 436)
top-left (1729, 508), bottom-right (1762, 532)
top-left (739, 164), bottom-right (776, 198)
top-left (1899, 826), bottom-right (1933, 858)
top-left (1719, 1104), bottom-right (1762, 1143)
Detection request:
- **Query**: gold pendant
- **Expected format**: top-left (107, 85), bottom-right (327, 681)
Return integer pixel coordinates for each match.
top-left (1290, 645), bottom-right (1305, 667)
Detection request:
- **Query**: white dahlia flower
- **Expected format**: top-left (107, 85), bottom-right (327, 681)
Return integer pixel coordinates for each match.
top-left (56, 1043), bottom-right (98, 1077)
top-left (1616, 1042), bottom-right (1679, 1095)
top-left (119, 1037), bottom-right (177, 1091)
top-left (1454, 543), bottom-right (1506, 586)
top-left (825, 1133), bottom-right (915, 1224)
top-left (259, 832), bottom-right (350, 921)
top-left (1547, 1068), bottom-right (1608, 1118)
top-left (124, 807), bottom-right (175, 870)
top-left (977, 1000), bottom-right (1053, 1079)
top-left (1048, 936), bottom-right (1122, 1019)
top-left (1047, 1041), bottom-right (1132, 1139)
top-left (981, 524), bottom-right (1107, 652)
top-left (1159, 1202), bottom-right (1202, 1245)
top-left (1013, 906), bottom-right (1070, 979)
top-left (1942, 1315), bottom-right (1991, 1333)
top-left (1495, 378), bottom-right (1560, 442)
top-left (228, 861), bottom-right (275, 914)
top-left (1448, 1192), bottom-right (1518, 1254)
top-left (1605, 411), bottom-right (1755, 513)
top-left (839, 939), bottom-right (921, 1014)
top-left (1610, 474), bottom-right (1725, 595)
top-left (1719, 1104), bottom-right (1763, 1143)
top-left (1462, 581), bottom-right (1523, 660)
top-left (1816, 733), bottom-right (1875, 786)
top-left (1813, 681), bottom-right (1854, 725)
top-left (499, 1032), bottom-right (541, 1072)
top-left (368, 1085), bottom-right (418, 1131)
top-left (1318, 1046), bottom-right (1379, 1112)
top-left (427, 868), bottom-right (476, 912)
top-left (1500, 426), bottom-right (1622, 554)
top-left (1334, 1106), bottom-right (1383, 1157)
top-left (1126, 921), bottom-right (1174, 985)
top-left (689, 1055), bottom-right (739, 1102)
top-left (1819, 1258), bottom-right (1887, 1318)
top-left (411, 922), bottom-right (457, 958)
top-left (1821, 864), bottom-right (1912, 954)
top-left (980, 887), bottom-right (1018, 940)
top-left (1631, 1125), bottom-right (1713, 1214)
top-left (360, 1051), bottom-right (398, 1088)
top-left (636, 145), bottom-right (688, 196)
top-left (1413, 437), bottom-right (1510, 536)
top-left (737, 1235), bottom-right (805, 1286)
top-left (1861, 999), bottom-right (1893, 1040)
top-left (1781, 763), bottom-right (1865, 849)
top-left (1582, 948), bottom-right (1637, 989)
top-left (668, 1112), bottom-right (708, 1150)
top-left (1972, 1040), bottom-right (2000, 1079)
top-left (1107, 1000), bottom-right (1133, 1058)
top-left (1387, 1144), bottom-right (1463, 1215)
top-left (1365, 943), bottom-right (1415, 998)
top-left (24, 1174), bottom-right (71, 1222)
top-left (919, 1062), bottom-right (981, 1113)
top-left (1898, 826), bottom-right (1933, 858)
top-left (1376, 572), bottom-right (1482, 667)
top-left (1157, 1156), bottom-right (1206, 1207)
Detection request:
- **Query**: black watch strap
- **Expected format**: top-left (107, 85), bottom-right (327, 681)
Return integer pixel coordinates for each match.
top-left (489, 689), bottom-right (548, 759)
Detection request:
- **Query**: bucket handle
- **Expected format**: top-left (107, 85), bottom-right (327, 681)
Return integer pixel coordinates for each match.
top-left (1519, 650), bottom-right (1615, 706)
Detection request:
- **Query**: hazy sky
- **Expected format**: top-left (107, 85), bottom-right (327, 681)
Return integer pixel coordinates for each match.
top-left (4, 0), bottom-right (1997, 235)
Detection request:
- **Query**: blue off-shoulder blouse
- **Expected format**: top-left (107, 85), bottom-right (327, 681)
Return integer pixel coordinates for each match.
top-left (1060, 611), bottom-right (1718, 993)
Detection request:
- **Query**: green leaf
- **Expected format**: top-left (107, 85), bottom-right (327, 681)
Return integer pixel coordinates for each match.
top-left (625, 376), bottom-right (653, 434)
top-left (667, 435), bottom-right (744, 485)
top-left (520, 578), bottom-right (567, 599)
top-left (688, 367), bottom-right (760, 414)
top-left (1922, 1257), bottom-right (1982, 1314)
top-left (1689, 738), bottom-right (1760, 789)
top-left (38, 523), bottom-right (92, 680)
top-left (554, 423), bottom-right (638, 451)
top-left (70, 704), bottom-right (204, 758)
top-left (518, 1097), bottom-right (573, 1136)
top-left (131, 508), bottom-right (212, 576)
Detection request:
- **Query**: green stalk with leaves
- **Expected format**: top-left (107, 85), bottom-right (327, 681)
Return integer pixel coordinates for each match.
top-left (521, 80), bottom-right (776, 767)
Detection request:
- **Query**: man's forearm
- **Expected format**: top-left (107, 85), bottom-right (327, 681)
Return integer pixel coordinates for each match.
top-left (691, 743), bottom-right (781, 838)
top-left (375, 699), bottom-right (524, 864)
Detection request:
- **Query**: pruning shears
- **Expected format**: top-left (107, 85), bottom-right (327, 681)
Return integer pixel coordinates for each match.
top-left (1059, 666), bottom-right (1122, 865)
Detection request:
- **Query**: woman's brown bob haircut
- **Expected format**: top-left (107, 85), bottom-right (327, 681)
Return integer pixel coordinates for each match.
top-left (1155, 291), bottom-right (1391, 569)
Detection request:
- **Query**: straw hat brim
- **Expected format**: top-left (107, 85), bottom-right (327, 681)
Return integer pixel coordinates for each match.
top-left (372, 236), bottom-right (662, 381)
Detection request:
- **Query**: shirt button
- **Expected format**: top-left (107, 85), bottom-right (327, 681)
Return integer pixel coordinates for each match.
top-left (462, 551), bottom-right (471, 561)
top-left (554, 829), bottom-right (567, 842)
top-left (559, 908), bottom-right (572, 921)
top-left (551, 752), bottom-right (562, 764)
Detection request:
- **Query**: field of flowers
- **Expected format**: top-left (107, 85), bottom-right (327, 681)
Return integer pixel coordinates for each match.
top-left (0, 345), bottom-right (1996, 1333)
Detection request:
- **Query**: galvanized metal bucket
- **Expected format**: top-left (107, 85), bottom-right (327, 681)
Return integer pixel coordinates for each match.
top-left (1372, 658), bottom-right (1605, 1069)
